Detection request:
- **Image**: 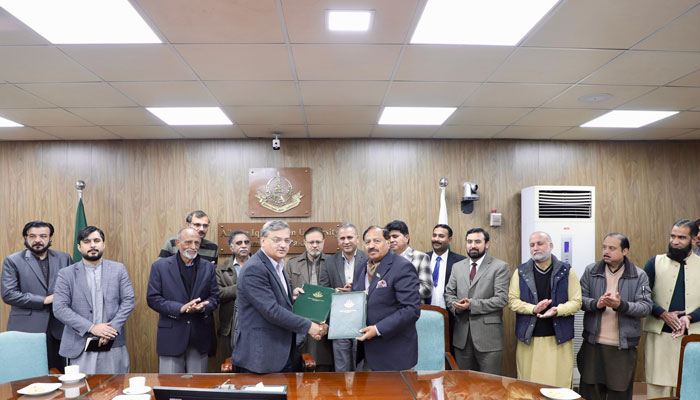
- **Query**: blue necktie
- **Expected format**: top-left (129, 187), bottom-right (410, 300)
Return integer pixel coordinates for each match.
top-left (427, 256), bottom-right (442, 304)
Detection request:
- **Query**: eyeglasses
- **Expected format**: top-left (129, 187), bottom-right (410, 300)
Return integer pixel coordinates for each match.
top-left (271, 237), bottom-right (293, 245)
top-left (306, 240), bottom-right (324, 246)
top-left (364, 238), bottom-right (386, 246)
top-left (234, 240), bottom-right (251, 245)
top-left (191, 223), bottom-right (209, 229)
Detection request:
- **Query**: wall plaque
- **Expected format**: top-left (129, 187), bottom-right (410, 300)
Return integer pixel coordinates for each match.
top-left (218, 222), bottom-right (341, 255)
top-left (249, 168), bottom-right (311, 218)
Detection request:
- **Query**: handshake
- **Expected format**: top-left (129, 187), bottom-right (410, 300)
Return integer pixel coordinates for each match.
top-left (308, 322), bottom-right (328, 341)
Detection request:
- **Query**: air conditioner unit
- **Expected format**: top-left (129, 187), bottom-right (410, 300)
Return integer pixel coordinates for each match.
top-left (521, 185), bottom-right (595, 386)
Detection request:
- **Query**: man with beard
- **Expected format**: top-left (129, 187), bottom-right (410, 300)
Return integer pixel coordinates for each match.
top-left (320, 223), bottom-right (369, 372)
top-left (1, 221), bottom-right (73, 372)
top-left (353, 225), bottom-right (421, 371)
top-left (578, 233), bottom-right (652, 400)
top-left (386, 220), bottom-right (433, 302)
top-left (286, 227), bottom-right (334, 371)
top-left (216, 230), bottom-right (251, 358)
top-left (425, 224), bottom-right (466, 308)
top-left (159, 210), bottom-right (219, 265)
top-left (147, 227), bottom-right (219, 373)
top-left (643, 219), bottom-right (700, 399)
top-left (53, 226), bottom-right (135, 373)
top-left (693, 218), bottom-right (700, 256)
top-left (445, 228), bottom-right (510, 374)
top-left (508, 231), bottom-right (581, 388)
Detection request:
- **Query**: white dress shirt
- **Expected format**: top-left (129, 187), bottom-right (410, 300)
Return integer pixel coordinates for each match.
top-left (429, 250), bottom-right (449, 308)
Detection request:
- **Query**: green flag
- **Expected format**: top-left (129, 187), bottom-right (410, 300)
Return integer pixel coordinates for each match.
top-left (73, 198), bottom-right (87, 262)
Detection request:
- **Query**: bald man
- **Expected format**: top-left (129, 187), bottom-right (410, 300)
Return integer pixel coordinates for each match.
top-left (508, 231), bottom-right (582, 388)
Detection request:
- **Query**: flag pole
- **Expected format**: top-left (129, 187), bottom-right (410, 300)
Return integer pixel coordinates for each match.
top-left (438, 178), bottom-right (448, 225)
top-left (76, 180), bottom-right (85, 201)
top-left (73, 180), bottom-right (87, 262)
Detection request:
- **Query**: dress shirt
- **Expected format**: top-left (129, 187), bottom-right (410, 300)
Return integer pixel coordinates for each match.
top-left (469, 254), bottom-right (486, 278)
top-left (429, 250), bottom-right (450, 308)
top-left (263, 252), bottom-right (288, 295)
top-left (343, 250), bottom-right (357, 285)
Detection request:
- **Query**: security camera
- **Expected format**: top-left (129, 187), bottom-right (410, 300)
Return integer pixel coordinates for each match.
top-left (461, 182), bottom-right (480, 214)
top-left (272, 135), bottom-right (280, 151)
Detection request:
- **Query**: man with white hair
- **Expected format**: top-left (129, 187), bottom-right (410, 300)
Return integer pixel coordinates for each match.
top-left (508, 231), bottom-right (582, 388)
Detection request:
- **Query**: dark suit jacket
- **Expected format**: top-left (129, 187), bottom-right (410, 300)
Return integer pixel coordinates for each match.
top-left (215, 258), bottom-right (239, 337)
top-left (351, 250), bottom-right (421, 371)
top-left (425, 250), bottom-right (467, 288)
top-left (146, 254), bottom-right (219, 357)
top-left (1, 249), bottom-right (72, 339)
top-left (232, 250), bottom-right (312, 373)
top-left (320, 250), bottom-right (369, 289)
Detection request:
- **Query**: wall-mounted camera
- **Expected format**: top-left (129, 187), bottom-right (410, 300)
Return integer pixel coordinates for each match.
top-left (461, 182), bottom-right (479, 214)
top-left (272, 134), bottom-right (280, 151)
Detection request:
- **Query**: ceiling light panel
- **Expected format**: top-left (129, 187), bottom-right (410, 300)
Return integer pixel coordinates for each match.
top-left (378, 107), bottom-right (456, 125)
top-left (411, 0), bottom-right (559, 46)
top-left (326, 10), bottom-right (374, 32)
top-left (146, 107), bottom-right (233, 126)
top-left (0, 0), bottom-right (161, 44)
top-left (0, 116), bottom-right (23, 127)
top-left (581, 110), bottom-right (678, 128)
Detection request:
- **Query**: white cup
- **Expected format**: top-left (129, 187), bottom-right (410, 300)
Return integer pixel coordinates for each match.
top-left (129, 376), bottom-right (146, 390)
top-left (64, 365), bottom-right (80, 377)
top-left (64, 386), bottom-right (80, 398)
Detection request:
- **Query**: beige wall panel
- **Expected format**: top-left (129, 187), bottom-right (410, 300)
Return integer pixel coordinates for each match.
top-left (1, 138), bottom-right (699, 380)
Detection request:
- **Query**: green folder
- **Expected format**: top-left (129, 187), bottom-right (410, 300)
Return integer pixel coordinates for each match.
top-left (292, 283), bottom-right (336, 323)
top-left (328, 291), bottom-right (367, 340)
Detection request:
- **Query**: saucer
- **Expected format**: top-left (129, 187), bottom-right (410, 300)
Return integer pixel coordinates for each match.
top-left (59, 373), bottom-right (86, 384)
top-left (123, 386), bottom-right (152, 395)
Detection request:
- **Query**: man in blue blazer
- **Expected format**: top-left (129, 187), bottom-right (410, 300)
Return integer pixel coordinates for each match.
top-left (233, 220), bottom-right (327, 374)
top-left (147, 227), bottom-right (219, 373)
top-left (53, 226), bottom-right (135, 373)
top-left (353, 225), bottom-right (421, 371)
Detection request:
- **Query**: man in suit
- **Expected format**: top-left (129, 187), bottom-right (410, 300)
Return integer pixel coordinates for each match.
top-left (353, 225), bottom-right (421, 371)
top-left (426, 224), bottom-right (466, 308)
top-left (320, 223), bottom-right (368, 372)
top-left (159, 210), bottom-right (219, 265)
top-left (444, 228), bottom-right (510, 374)
top-left (1, 221), bottom-right (73, 372)
top-left (232, 220), bottom-right (327, 374)
top-left (147, 227), bottom-right (219, 373)
top-left (53, 226), bottom-right (135, 373)
top-left (216, 229), bottom-right (250, 359)
top-left (286, 226), bottom-right (333, 371)
top-left (386, 220), bottom-right (433, 302)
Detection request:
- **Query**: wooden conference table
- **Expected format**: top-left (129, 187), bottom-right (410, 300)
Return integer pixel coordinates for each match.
top-left (0, 370), bottom-right (557, 400)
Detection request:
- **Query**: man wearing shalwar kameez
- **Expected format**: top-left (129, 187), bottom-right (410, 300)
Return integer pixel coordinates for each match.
top-left (508, 231), bottom-right (581, 388)
top-left (53, 226), bottom-right (135, 373)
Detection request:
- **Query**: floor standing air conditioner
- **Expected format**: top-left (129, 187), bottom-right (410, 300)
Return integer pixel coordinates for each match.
top-left (521, 185), bottom-right (595, 386)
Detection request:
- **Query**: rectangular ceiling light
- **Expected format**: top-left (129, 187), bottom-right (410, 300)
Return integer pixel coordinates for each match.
top-left (0, 0), bottom-right (161, 44)
top-left (411, 0), bottom-right (559, 46)
top-left (147, 107), bottom-right (233, 126)
top-left (326, 10), bottom-right (374, 32)
top-left (581, 110), bottom-right (678, 128)
top-left (0, 116), bottom-right (23, 127)
top-left (378, 107), bottom-right (456, 125)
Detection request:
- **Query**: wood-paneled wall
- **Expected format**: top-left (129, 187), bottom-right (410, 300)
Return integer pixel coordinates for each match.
top-left (1, 139), bottom-right (699, 377)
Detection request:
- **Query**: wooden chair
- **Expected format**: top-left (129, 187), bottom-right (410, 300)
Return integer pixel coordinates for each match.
top-left (651, 334), bottom-right (700, 400)
top-left (415, 304), bottom-right (458, 370)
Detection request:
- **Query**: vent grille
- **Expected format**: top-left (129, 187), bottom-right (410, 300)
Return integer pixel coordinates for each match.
top-left (537, 190), bottom-right (593, 219)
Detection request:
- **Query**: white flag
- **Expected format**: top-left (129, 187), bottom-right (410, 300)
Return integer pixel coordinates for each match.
top-left (438, 186), bottom-right (448, 225)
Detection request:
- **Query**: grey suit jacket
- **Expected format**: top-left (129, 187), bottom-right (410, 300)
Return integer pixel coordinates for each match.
top-left (53, 260), bottom-right (135, 359)
top-left (285, 251), bottom-right (328, 290)
top-left (2, 249), bottom-right (72, 339)
top-left (444, 254), bottom-right (510, 352)
top-left (216, 258), bottom-right (239, 337)
top-left (320, 250), bottom-right (369, 289)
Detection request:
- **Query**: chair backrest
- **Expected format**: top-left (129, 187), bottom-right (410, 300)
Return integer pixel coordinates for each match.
top-left (0, 331), bottom-right (49, 383)
top-left (679, 335), bottom-right (700, 399)
top-left (415, 305), bottom-right (450, 371)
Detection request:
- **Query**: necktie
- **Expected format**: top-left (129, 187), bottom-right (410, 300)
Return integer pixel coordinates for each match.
top-left (427, 256), bottom-right (442, 304)
top-left (367, 262), bottom-right (377, 282)
top-left (470, 262), bottom-right (477, 281)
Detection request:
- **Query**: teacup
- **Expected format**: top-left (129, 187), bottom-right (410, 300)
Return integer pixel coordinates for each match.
top-left (128, 376), bottom-right (146, 391)
top-left (64, 365), bottom-right (80, 378)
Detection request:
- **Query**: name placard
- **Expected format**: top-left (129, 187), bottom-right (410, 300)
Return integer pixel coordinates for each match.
top-left (217, 222), bottom-right (341, 255)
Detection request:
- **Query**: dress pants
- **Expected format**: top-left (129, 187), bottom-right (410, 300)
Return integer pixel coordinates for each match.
top-left (332, 339), bottom-right (356, 372)
top-left (454, 331), bottom-right (502, 375)
top-left (159, 345), bottom-right (208, 373)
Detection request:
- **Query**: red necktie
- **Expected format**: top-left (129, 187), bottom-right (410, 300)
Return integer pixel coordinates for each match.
top-left (470, 262), bottom-right (477, 281)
